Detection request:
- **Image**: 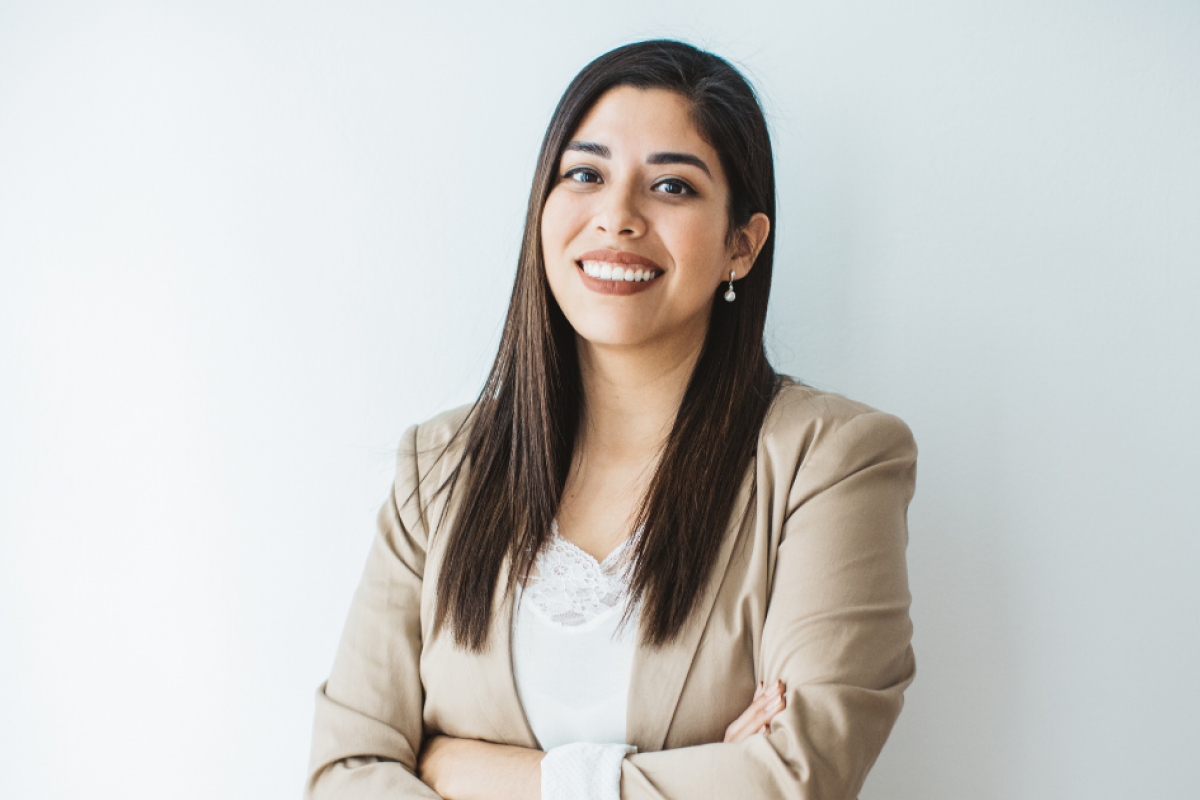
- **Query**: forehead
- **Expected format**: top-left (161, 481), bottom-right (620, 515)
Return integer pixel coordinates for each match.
top-left (569, 86), bottom-right (718, 166)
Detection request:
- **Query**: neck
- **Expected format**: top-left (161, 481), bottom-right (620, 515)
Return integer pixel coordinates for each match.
top-left (574, 321), bottom-right (707, 470)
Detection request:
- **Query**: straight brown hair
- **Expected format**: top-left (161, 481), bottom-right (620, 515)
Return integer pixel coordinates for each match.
top-left (432, 40), bottom-right (781, 652)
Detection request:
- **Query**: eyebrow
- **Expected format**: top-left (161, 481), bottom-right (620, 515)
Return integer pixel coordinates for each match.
top-left (646, 151), bottom-right (712, 178)
top-left (564, 141), bottom-right (611, 158)
top-left (564, 141), bottom-right (712, 178)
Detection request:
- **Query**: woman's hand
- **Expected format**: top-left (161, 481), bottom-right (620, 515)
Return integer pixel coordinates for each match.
top-left (723, 680), bottom-right (787, 743)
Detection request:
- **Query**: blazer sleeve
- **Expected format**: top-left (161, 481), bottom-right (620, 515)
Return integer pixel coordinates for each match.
top-left (305, 424), bottom-right (441, 800)
top-left (620, 411), bottom-right (918, 800)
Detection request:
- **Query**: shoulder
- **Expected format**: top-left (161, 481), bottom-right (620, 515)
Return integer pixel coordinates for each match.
top-left (409, 402), bottom-right (475, 458)
top-left (383, 402), bottom-right (477, 547)
top-left (393, 402), bottom-right (476, 496)
top-left (759, 378), bottom-right (918, 496)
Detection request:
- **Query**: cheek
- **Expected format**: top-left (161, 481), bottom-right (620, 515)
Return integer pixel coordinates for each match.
top-left (540, 197), bottom-right (562, 251)
top-left (669, 213), bottom-right (729, 283)
top-left (540, 191), bottom-right (584, 258)
top-left (540, 193), bottom-right (580, 309)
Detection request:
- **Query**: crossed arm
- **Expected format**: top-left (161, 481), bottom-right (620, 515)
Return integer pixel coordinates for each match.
top-left (416, 681), bottom-right (789, 800)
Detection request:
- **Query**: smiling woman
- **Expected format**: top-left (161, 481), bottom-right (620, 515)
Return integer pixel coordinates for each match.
top-left (543, 86), bottom-right (770, 348)
top-left (305, 40), bottom-right (918, 800)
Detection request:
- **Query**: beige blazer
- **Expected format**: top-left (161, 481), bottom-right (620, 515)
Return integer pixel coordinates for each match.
top-left (306, 380), bottom-right (918, 799)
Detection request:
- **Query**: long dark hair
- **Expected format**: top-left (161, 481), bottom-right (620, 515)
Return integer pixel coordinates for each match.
top-left (433, 40), bottom-right (781, 651)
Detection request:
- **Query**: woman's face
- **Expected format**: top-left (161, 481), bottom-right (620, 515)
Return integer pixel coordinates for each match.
top-left (541, 86), bottom-right (764, 352)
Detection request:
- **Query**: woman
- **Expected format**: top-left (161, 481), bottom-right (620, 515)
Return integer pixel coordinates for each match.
top-left (306, 40), bottom-right (917, 800)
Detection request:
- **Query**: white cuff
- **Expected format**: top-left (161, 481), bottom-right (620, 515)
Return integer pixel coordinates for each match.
top-left (540, 742), bottom-right (637, 800)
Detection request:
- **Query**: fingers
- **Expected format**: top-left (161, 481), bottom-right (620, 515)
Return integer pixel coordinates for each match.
top-left (758, 680), bottom-right (785, 719)
top-left (723, 680), bottom-right (787, 743)
top-left (724, 681), bottom-right (782, 743)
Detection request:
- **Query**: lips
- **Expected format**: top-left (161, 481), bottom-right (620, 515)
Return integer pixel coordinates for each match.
top-left (574, 249), bottom-right (664, 294)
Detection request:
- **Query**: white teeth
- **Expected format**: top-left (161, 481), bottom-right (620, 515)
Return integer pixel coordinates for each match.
top-left (580, 260), bottom-right (659, 283)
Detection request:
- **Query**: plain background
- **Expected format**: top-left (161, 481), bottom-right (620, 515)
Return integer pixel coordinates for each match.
top-left (2, 1), bottom-right (1197, 798)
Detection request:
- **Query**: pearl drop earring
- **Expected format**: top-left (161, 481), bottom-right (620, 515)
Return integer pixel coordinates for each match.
top-left (724, 270), bottom-right (737, 303)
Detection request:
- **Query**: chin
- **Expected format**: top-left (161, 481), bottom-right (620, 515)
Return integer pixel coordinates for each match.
top-left (570, 321), bottom-right (654, 349)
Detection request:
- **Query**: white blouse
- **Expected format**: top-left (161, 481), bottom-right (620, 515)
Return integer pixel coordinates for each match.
top-left (511, 522), bottom-right (640, 800)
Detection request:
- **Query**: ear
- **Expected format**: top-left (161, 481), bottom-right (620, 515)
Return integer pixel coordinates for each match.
top-left (727, 212), bottom-right (771, 281)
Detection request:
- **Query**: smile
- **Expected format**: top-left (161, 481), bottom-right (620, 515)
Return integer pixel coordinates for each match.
top-left (579, 261), bottom-right (662, 282)
top-left (574, 260), bottom-right (662, 296)
top-left (573, 249), bottom-right (664, 296)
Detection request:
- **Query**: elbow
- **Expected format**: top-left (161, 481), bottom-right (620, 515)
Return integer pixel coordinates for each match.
top-left (764, 676), bottom-right (911, 799)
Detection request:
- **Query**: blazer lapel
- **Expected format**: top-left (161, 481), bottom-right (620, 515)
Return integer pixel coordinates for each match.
top-left (625, 467), bottom-right (755, 752)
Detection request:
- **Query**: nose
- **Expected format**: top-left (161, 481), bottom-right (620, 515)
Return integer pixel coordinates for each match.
top-left (594, 181), bottom-right (645, 237)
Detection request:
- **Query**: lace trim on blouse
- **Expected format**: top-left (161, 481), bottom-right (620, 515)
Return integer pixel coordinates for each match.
top-left (521, 520), bottom-right (639, 627)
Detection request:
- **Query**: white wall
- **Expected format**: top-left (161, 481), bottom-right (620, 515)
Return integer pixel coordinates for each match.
top-left (2, 1), bottom-right (1197, 798)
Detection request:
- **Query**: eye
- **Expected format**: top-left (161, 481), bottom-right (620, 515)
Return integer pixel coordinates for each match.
top-left (654, 178), bottom-right (696, 196)
top-left (564, 166), bottom-right (602, 184)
